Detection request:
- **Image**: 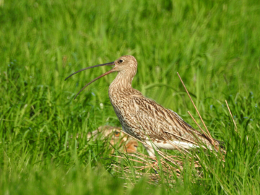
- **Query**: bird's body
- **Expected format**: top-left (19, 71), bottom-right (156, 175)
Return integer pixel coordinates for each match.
top-left (72, 125), bottom-right (138, 153)
top-left (93, 125), bottom-right (139, 153)
top-left (66, 55), bottom-right (219, 157)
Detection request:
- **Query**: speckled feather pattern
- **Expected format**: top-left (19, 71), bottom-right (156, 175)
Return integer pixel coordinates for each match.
top-left (68, 55), bottom-right (219, 157)
top-left (107, 55), bottom-right (219, 156)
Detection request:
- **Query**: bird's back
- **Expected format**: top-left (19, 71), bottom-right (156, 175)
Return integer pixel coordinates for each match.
top-left (110, 91), bottom-right (216, 148)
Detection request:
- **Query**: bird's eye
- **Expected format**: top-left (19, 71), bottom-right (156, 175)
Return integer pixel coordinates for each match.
top-left (118, 59), bottom-right (123, 63)
top-left (114, 131), bottom-right (120, 137)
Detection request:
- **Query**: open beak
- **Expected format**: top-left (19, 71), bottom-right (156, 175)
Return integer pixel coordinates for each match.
top-left (65, 61), bottom-right (115, 99)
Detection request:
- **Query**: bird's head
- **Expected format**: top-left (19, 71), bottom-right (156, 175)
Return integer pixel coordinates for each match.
top-left (113, 55), bottom-right (137, 72)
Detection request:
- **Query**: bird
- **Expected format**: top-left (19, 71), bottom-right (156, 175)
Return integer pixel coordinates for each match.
top-left (70, 125), bottom-right (138, 153)
top-left (89, 125), bottom-right (138, 153)
top-left (124, 140), bottom-right (139, 153)
top-left (65, 55), bottom-right (220, 158)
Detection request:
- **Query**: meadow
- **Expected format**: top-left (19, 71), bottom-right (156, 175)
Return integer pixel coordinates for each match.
top-left (1, 0), bottom-right (260, 194)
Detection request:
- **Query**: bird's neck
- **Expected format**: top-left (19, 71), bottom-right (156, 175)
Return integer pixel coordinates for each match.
top-left (109, 70), bottom-right (135, 97)
top-left (109, 70), bottom-right (133, 90)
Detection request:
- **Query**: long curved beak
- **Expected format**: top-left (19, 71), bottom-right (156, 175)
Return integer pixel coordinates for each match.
top-left (65, 61), bottom-right (115, 99)
top-left (65, 62), bottom-right (115, 80)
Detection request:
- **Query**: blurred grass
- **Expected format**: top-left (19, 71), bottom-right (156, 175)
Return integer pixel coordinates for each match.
top-left (1, 0), bottom-right (260, 194)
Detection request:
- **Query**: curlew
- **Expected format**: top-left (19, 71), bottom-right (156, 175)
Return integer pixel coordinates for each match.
top-left (65, 55), bottom-right (220, 158)
top-left (89, 125), bottom-right (138, 153)
top-left (70, 125), bottom-right (138, 153)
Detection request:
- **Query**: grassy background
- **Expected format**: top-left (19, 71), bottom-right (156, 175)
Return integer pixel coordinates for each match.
top-left (1, 0), bottom-right (260, 194)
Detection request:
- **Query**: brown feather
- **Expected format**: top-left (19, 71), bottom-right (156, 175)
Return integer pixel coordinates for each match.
top-left (67, 55), bottom-right (219, 157)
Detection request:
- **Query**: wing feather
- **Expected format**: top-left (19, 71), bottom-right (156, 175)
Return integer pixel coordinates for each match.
top-left (119, 95), bottom-right (209, 145)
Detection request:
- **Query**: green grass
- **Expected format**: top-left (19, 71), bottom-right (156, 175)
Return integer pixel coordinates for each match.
top-left (1, 0), bottom-right (260, 194)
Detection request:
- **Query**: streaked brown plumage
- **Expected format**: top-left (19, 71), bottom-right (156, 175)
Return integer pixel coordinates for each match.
top-left (66, 55), bottom-right (219, 157)
top-left (90, 125), bottom-right (138, 153)
top-left (71, 125), bottom-right (138, 153)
